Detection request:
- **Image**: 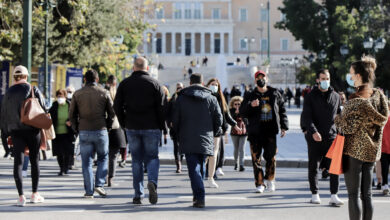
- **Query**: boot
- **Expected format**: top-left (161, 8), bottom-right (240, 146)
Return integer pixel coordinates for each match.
top-left (175, 160), bottom-right (182, 173)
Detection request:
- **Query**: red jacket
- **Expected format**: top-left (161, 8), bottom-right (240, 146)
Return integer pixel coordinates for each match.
top-left (382, 117), bottom-right (390, 154)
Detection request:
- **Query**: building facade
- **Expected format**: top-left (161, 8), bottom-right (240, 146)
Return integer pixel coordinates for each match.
top-left (142, 0), bottom-right (306, 60)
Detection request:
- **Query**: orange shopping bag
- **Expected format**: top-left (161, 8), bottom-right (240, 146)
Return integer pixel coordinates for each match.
top-left (325, 134), bottom-right (345, 175)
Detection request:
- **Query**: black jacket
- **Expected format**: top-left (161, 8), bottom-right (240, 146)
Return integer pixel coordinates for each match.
top-left (1, 83), bottom-right (46, 134)
top-left (240, 86), bottom-right (288, 137)
top-left (301, 86), bottom-right (341, 140)
top-left (214, 94), bottom-right (237, 135)
top-left (229, 108), bottom-right (248, 136)
top-left (172, 85), bottom-right (223, 156)
top-left (114, 71), bottom-right (166, 130)
top-left (49, 101), bottom-right (76, 138)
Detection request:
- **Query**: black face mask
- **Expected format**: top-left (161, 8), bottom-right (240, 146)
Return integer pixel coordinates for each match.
top-left (256, 79), bottom-right (266, 88)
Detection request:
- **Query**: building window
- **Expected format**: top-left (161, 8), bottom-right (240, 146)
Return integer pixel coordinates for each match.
top-left (194, 3), bottom-right (201, 19)
top-left (155, 8), bottom-right (164, 19)
top-left (260, 8), bottom-right (268, 22)
top-left (239, 8), bottom-right (248, 22)
top-left (240, 39), bottom-right (248, 50)
top-left (174, 3), bottom-right (182, 19)
top-left (261, 39), bottom-right (268, 51)
top-left (184, 3), bottom-right (192, 19)
top-left (212, 8), bottom-right (221, 19)
top-left (281, 39), bottom-right (289, 51)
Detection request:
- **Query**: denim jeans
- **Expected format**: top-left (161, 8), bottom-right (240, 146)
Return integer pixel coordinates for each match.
top-left (126, 129), bottom-right (161, 198)
top-left (79, 130), bottom-right (109, 195)
top-left (185, 154), bottom-right (206, 202)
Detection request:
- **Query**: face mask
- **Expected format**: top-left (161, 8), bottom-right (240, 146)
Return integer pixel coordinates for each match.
top-left (256, 79), bottom-right (266, 88)
top-left (209, 85), bottom-right (218, 93)
top-left (346, 73), bottom-right (355, 87)
top-left (319, 80), bottom-right (330, 90)
top-left (58, 97), bottom-right (66, 105)
top-left (67, 93), bottom-right (72, 99)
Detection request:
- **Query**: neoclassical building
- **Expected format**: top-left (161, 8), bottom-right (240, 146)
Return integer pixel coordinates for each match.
top-left (142, 0), bottom-right (306, 60)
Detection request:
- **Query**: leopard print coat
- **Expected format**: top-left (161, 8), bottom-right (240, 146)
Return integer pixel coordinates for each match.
top-left (335, 89), bottom-right (389, 162)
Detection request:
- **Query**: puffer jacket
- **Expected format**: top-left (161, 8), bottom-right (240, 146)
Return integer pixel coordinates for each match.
top-left (172, 85), bottom-right (223, 156)
top-left (1, 83), bottom-right (46, 134)
top-left (335, 89), bottom-right (389, 162)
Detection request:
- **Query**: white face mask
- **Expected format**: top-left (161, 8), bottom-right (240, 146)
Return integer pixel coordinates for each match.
top-left (57, 97), bottom-right (66, 105)
top-left (67, 93), bottom-right (73, 99)
top-left (209, 85), bottom-right (218, 93)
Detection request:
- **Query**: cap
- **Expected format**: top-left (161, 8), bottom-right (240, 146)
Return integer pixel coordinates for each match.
top-left (254, 70), bottom-right (266, 79)
top-left (13, 65), bottom-right (29, 76)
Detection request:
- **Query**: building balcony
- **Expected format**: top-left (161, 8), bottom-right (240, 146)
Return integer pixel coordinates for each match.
top-left (148, 18), bottom-right (234, 26)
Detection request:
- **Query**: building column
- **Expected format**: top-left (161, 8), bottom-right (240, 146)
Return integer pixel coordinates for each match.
top-left (162, 32), bottom-right (166, 54)
top-left (191, 32), bottom-right (195, 55)
top-left (172, 32), bottom-right (176, 54)
top-left (228, 32), bottom-right (233, 55)
top-left (221, 33), bottom-right (225, 54)
top-left (210, 33), bottom-right (215, 54)
top-left (201, 32), bottom-right (205, 54)
top-left (228, 2), bottom-right (232, 20)
top-left (181, 32), bottom-right (185, 55)
top-left (152, 32), bottom-right (156, 54)
top-left (143, 32), bottom-right (148, 54)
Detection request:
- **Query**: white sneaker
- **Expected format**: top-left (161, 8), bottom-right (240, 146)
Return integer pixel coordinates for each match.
top-left (22, 170), bottom-right (27, 178)
top-left (216, 168), bottom-right (224, 176)
top-left (310, 194), bottom-right (321, 204)
top-left (16, 195), bottom-right (26, 207)
top-left (383, 184), bottom-right (389, 195)
top-left (329, 194), bottom-right (344, 207)
top-left (255, 185), bottom-right (265, 193)
top-left (265, 180), bottom-right (276, 192)
top-left (208, 179), bottom-right (219, 188)
top-left (30, 193), bottom-right (44, 203)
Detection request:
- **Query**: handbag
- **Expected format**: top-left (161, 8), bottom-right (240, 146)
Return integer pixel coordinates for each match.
top-left (20, 85), bottom-right (52, 129)
top-left (44, 124), bottom-right (56, 140)
top-left (325, 134), bottom-right (345, 175)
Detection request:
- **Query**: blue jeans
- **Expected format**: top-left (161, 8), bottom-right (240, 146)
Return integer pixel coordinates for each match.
top-left (185, 154), bottom-right (206, 202)
top-left (22, 156), bottom-right (29, 171)
top-left (79, 130), bottom-right (109, 195)
top-left (126, 129), bottom-right (161, 198)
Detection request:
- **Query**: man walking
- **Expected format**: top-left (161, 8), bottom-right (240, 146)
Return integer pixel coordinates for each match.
top-left (69, 69), bottom-right (115, 198)
top-left (301, 69), bottom-right (343, 206)
top-left (240, 70), bottom-right (288, 193)
top-left (173, 73), bottom-right (223, 208)
top-left (114, 57), bottom-right (166, 205)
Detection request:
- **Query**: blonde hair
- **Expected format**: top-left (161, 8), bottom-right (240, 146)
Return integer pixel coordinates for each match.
top-left (229, 96), bottom-right (243, 109)
top-left (162, 86), bottom-right (170, 100)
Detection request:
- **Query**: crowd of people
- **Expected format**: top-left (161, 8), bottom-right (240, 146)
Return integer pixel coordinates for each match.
top-left (0, 55), bottom-right (389, 220)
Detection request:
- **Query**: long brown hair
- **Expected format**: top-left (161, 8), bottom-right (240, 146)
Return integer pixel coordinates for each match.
top-left (206, 78), bottom-right (228, 112)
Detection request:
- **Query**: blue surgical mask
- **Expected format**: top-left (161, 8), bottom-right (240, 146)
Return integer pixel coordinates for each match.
top-left (346, 73), bottom-right (355, 87)
top-left (320, 80), bottom-right (330, 90)
top-left (209, 85), bottom-right (218, 93)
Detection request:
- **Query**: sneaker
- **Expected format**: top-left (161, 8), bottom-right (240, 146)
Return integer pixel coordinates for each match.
top-left (30, 193), bottom-right (44, 203)
top-left (58, 171), bottom-right (63, 176)
top-left (193, 200), bottom-right (205, 208)
top-left (239, 165), bottom-right (245, 172)
top-left (329, 194), bottom-right (344, 207)
top-left (234, 164), bottom-right (238, 170)
top-left (16, 195), bottom-right (26, 207)
top-left (22, 170), bottom-right (27, 178)
top-left (147, 182), bottom-right (158, 204)
top-left (133, 197), bottom-right (142, 204)
top-left (310, 194), bottom-right (321, 204)
top-left (383, 184), bottom-right (389, 195)
top-left (255, 185), bottom-right (265, 193)
top-left (94, 187), bottom-right (107, 197)
top-left (265, 180), bottom-right (276, 192)
top-left (83, 194), bottom-right (94, 199)
top-left (207, 179), bottom-right (219, 188)
top-left (216, 168), bottom-right (224, 176)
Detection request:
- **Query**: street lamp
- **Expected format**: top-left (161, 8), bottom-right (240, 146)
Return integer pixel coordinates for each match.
top-left (280, 58), bottom-right (293, 89)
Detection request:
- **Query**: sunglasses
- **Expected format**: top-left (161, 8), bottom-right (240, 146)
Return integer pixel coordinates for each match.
top-left (234, 103), bottom-right (241, 106)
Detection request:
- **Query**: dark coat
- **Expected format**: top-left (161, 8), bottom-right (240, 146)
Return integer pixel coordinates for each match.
top-left (114, 71), bottom-right (166, 130)
top-left (49, 100), bottom-right (76, 137)
top-left (240, 86), bottom-right (288, 137)
top-left (301, 86), bottom-right (341, 140)
top-left (229, 108), bottom-right (248, 136)
top-left (1, 83), bottom-right (46, 134)
top-left (214, 94), bottom-right (237, 135)
top-left (172, 85), bottom-right (223, 156)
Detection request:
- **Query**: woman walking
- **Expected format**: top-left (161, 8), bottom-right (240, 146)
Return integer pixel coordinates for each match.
top-left (49, 89), bottom-right (76, 176)
top-left (229, 96), bottom-right (248, 171)
top-left (335, 56), bottom-right (389, 220)
top-left (0, 66), bottom-right (46, 206)
top-left (205, 78), bottom-right (239, 188)
top-left (105, 75), bottom-right (126, 187)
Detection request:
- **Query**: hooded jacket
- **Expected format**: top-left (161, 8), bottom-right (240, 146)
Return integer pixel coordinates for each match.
top-left (172, 85), bottom-right (223, 156)
top-left (335, 89), bottom-right (389, 162)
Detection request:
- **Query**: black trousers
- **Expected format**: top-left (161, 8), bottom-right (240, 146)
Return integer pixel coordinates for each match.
top-left (249, 135), bottom-right (277, 187)
top-left (173, 139), bottom-right (183, 161)
top-left (1, 129), bottom-right (10, 155)
top-left (381, 153), bottom-right (390, 185)
top-left (343, 155), bottom-right (374, 220)
top-left (52, 134), bottom-right (73, 173)
top-left (216, 139), bottom-right (225, 169)
top-left (11, 130), bottom-right (41, 196)
top-left (305, 135), bottom-right (339, 194)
